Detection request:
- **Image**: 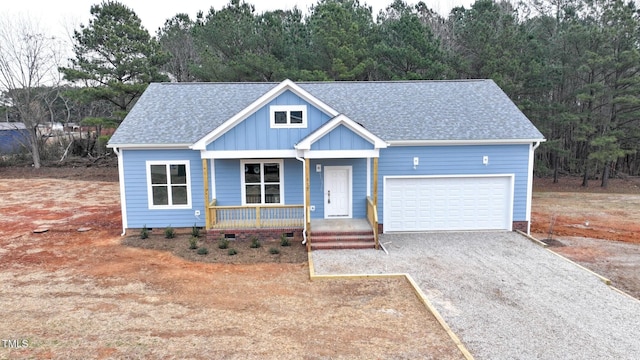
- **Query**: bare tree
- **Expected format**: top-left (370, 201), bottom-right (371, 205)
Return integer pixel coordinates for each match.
top-left (0, 15), bottom-right (63, 168)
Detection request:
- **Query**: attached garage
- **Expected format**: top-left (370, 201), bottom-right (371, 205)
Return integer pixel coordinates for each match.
top-left (383, 175), bottom-right (514, 232)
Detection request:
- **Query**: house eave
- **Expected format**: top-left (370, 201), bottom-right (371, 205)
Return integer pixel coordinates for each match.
top-left (387, 139), bottom-right (546, 146)
top-left (107, 143), bottom-right (192, 150)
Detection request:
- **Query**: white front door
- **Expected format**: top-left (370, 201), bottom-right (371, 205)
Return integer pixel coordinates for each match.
top-left (324, 166), bottom-right (351, 218)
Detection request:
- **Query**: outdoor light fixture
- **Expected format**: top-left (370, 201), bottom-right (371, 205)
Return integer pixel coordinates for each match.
top-left (413, 157), bottom-right (419, 170)
top-left (483, 156), bottom-right (489, 165)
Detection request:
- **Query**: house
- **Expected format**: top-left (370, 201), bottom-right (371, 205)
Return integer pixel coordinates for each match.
top-left (0, 122), bottom-right (29, 154)
top-left (107, 79), bottom-right (545, 249)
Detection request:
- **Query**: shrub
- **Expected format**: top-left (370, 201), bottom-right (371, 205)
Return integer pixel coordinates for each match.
top-left (140, 225), bottom-right (149, 239)
top-left (269, 247), bottom-right (280, 255)
top-left (164, 226), bottom-right (175, 239)
top-left (191, 224), bottom-right (201, 238)
top-left (218, 238), bottom-right (229, 249)
top-left (188, 236), bottom-right (198, 250)
top-left (197, 247), bottom-right (209, 255)
top-left (250, 236), bottom-right (261, 248)
top-left (280, 233), bottom-right (291, 247)
top-left (228, 248), bottom-right (237, 256)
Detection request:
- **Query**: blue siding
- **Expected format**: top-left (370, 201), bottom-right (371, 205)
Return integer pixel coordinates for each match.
top-left (377, 144), bottom-right (530, 224)
top-left (207, 90), bottom-right (332, 151)
top-left (122, 149), bottom-right (205, 229)
top-left (311, 124), bottom-right (374, 150)
top-left (309, 158), bottom-right (367, 219)
top-left (214, 158), bottom-right (304, 206)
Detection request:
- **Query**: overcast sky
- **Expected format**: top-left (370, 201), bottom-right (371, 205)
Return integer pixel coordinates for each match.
top-left (5, 0), bottom-right (473, 37)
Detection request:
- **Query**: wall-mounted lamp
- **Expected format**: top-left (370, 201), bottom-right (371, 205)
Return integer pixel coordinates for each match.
top-left (413, 157), bottom-right (419, 170)
top-left (482, 156), bottom-right (489, 165)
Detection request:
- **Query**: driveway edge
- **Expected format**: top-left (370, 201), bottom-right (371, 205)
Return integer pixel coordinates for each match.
top-left (308, 251), bottom-right (475, 360)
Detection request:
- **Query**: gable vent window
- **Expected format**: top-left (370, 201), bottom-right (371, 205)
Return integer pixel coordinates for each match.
top-left (270, 105), bottom-right (307, 128)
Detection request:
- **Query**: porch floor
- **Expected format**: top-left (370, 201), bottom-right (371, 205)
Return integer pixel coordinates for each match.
top-left (311, 218), bottom-right (371, 232)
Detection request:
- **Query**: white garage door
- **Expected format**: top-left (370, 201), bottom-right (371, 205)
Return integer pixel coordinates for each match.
top-left (384, 175), bottom-right (513, 232)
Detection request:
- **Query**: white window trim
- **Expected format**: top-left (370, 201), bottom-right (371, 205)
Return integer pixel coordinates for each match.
top-left (146, 160), bottom-right (192, 210)
top-left (240, 159), bottom-right (285, 206)
top-left (270, 105), bottom-right (307, 128)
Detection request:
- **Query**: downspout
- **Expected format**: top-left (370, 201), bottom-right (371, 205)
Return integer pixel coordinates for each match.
top-left (527, 141), bottom-right (542, 235)
top-left (112, 147), bottom-right (128, 236)
top-left (295, 154), bottom-right (308, 245)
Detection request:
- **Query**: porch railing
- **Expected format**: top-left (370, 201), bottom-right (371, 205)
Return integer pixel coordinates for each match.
top-left (208, 200), bottom-right (304, 229)
top-left (366, 196), bottom-right (379, 249)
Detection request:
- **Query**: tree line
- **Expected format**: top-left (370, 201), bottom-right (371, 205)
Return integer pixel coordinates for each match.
top-left (1, 0), bottom-right (639, 187)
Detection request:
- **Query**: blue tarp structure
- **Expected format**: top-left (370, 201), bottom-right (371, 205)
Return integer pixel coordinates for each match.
top-left (0, 122), bottom-right (29, 153)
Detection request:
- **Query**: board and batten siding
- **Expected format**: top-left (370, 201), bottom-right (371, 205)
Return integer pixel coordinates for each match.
top-left (311, 124), bottom-right (375, 150)
top-left (213, 158), bottom-right (303, 206)
top-left (122, 149), bottom-right (205, 229)
top-left (377, 144), bottom-right (530, 225)
top-left (207, 90), bottom-right (332, 151)
top-left (308, 158), bottom-right (367, 219)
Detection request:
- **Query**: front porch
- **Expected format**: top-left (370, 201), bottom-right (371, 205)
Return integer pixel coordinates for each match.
top-left (205, 203), bottom-right (377, 249)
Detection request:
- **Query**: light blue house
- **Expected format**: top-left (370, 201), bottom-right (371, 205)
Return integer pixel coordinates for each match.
top-left (108, 79), bottom-right (544, 248)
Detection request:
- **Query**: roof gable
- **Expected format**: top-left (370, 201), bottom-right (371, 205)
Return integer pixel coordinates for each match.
top-left (191, 79), bottom-right (338, 150)
top-left (296, 114), bottom-right (387, 150)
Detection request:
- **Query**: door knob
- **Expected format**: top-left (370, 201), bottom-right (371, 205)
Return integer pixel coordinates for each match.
top-left (327, 190), bottom-right (330, 204)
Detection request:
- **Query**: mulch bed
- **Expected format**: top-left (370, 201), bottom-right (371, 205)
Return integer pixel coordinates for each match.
top-left (122, 232), bottom-right (309, 264)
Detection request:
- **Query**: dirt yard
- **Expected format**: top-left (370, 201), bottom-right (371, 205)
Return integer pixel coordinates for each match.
top-left (532, 176), bottom-right (640, 299)
top-left (0, 166), bottom-right (462, 359)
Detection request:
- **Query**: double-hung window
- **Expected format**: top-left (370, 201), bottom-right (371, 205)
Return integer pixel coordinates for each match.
top-left (147, 160), bottom-right (191, 209)
top-left (241, 160), bottom-right (283, 205)
top-left (270, 105), bottom-right (307, 128)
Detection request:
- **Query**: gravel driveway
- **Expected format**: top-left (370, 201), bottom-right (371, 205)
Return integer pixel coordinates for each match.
top-left (311, 231), bottom-right (640, 360)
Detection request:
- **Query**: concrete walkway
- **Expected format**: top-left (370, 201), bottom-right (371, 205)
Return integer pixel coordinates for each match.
top-left (311, 231), bottom-right (640, 360)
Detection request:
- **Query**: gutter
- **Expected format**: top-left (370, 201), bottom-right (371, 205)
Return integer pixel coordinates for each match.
top-left (112, 147), bottom-right (128, 236)
top-left (295, 155), bottom-right (308, 245)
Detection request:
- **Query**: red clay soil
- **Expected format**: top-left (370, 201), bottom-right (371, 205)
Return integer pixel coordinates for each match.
top-left (0, 165), bottom-right (463, 359)
top-left (532, 177), bottom-right (640, 244)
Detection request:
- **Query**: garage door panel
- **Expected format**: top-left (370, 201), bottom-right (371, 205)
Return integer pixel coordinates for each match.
top-left (384, 176), bottom-right (512, 232)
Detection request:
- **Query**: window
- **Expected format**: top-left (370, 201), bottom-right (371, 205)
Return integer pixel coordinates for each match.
top-left (146, 161), bottom-right (191, 209)
top-left (241, 160), bottom-right (283, 205)
top-left (270, 105), bottom-right (307, 128)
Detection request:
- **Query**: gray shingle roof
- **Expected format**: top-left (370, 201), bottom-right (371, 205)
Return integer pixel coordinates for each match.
top-left (108, 80), bottom-right (544, 146)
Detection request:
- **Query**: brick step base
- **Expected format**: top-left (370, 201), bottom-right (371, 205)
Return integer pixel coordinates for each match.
top-left (311, 241), bottom-right (376, 250)
top-left (310, 231), bottom-right (376, 250)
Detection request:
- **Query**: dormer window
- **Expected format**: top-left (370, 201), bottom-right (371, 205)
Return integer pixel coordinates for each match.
top-left (270, 105), bottom-right (307, 128)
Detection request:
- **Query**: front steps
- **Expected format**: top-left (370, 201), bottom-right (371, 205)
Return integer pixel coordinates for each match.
top-left (310, 229), bottom-right (376, 250)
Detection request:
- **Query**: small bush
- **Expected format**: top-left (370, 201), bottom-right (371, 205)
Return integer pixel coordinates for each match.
top-left (140, 225), bottom-right (149, 239)
top-left (197, 247), bottom-right (209, 255)
top-left (191, 224), bottom-right (201, 238)
top-left (269, 247), bottom-right (280, 255)
top-left (280, 233), bottom-right (291, 247)
top-left (164, 226), bottom-right (175, 239)
top-left (250, 236), bottom-right (261, 248)
top-left (228, 248), bottom-right (237, 256)
top-left (218, 238), bottom-right (229, 249)
top-left (188, 236), bottom-right (198, 250)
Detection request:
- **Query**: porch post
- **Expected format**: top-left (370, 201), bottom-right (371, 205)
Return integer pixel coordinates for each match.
top-left (373, 157), bottom-right (379, 249)
top-left (202, 159), bottom-right (211, 230)
top-left (304, 157), bottom-right (311, 251)
top-left (373, 157), bottom-right (379, 206)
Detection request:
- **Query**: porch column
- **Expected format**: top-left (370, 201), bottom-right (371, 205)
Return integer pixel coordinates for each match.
top-left (202, 159), bottom-right (211, 230)
top-left (373, 157), bottom-right (379, 249)
top-left (304, 157), bottom-right (311, 251)
top-left (373, 157), bottom-right (379, 206)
